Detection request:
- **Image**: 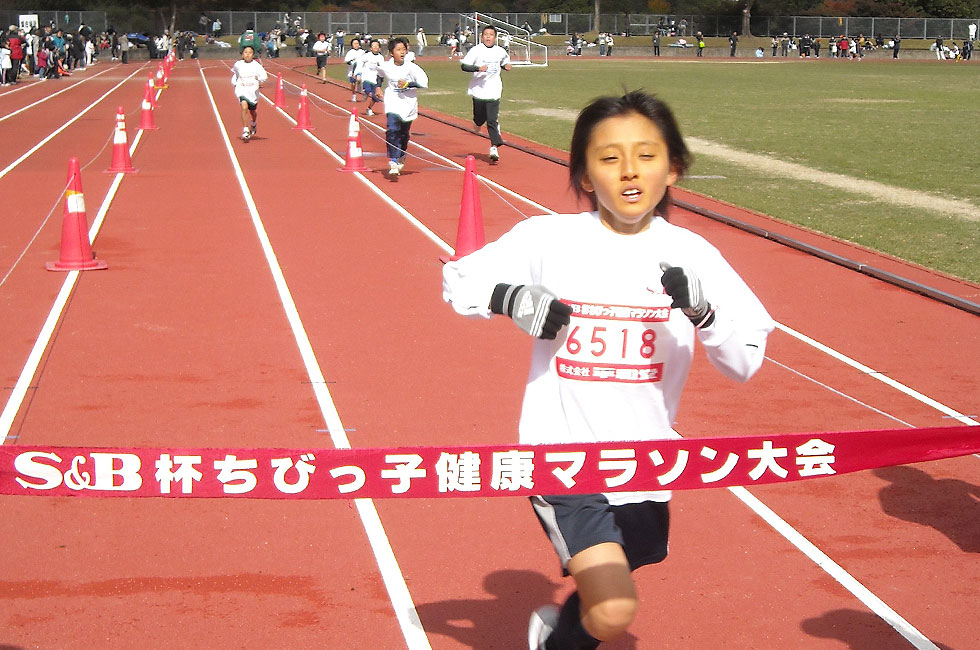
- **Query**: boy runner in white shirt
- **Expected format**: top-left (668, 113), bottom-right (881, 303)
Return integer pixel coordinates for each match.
top-left (343, 38), bottom-right (364, 101)
top-left (356, 39), bottom-right (385, 116)
top-left (461, 26), bottom-right (511, 162)
top-left (230, 45), bottom-right (268, 141)
top-left (378, 37), bottom-right (428, 176)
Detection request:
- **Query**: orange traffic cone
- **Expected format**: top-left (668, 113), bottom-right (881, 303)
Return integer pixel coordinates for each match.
top-left (338, 110), bottom-right (367, 172)
top-left (443, 156), bottom-right (485, 262)
top-left (139, 85), bottom-right (157, 130)
top-left (274, 73), bottom-right (286, 109)
top-left (293, 84), bottom-right (313, 130)
top-left (105, 106), bottom-right (137, 173)
top-left (154, 63), bottom-right (168, 89)
top-left (146, 75), bottom-right (158, 108)
top-left (46, 158), bottom-right (108, 271)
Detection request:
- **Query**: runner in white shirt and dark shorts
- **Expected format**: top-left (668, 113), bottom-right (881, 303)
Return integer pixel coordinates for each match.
top-left (461, 26), bottom-right (511, 162)
top-left (230, 45), bottom-right (268, 141)
top-left (312, 32), bottom-right (330, 83)
top-left (442, 91), bottom-right (774, 649)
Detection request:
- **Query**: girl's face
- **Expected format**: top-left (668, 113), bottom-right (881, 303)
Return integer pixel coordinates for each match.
top-left (242, 46), bottom-right (254, 62)
top-left (391, 41), bottom-right (407, 64)
top-left (580, 111), bottom-right (677, 235)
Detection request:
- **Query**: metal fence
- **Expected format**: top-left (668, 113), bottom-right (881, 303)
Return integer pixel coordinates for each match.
top-left (1, 10), bottom-right (107, 32)
top-left (2, 9), bottom-right (977, 41)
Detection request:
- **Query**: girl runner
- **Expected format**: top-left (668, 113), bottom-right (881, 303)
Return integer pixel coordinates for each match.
top-left (442, 91), bottom-right (774, 649)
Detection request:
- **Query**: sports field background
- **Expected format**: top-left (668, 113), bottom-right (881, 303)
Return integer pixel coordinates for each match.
top-left (326, 58), bottom-right (980, 283)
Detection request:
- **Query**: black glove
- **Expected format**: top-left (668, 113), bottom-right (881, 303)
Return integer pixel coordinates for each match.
top-left (659, 262), bottom-right (715, 328)
top-left (490, 283), bottom-right (572, 340)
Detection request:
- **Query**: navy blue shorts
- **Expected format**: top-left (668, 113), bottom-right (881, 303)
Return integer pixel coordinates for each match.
top-left (531, 494), bottom-right (669, 575)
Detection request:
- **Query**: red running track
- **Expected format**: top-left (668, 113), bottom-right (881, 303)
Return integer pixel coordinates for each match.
top-left (0, 57), bottom-right (977, 649)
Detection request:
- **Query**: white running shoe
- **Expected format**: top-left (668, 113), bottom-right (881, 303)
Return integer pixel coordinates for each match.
top-left (527, 604), bottom-right (558, 650)
top-left (367, 108), bottom-right (375, 116)
top-left (489, 145), bottom-right (499, 162)
top-left (242, 128), bottom-right (250, 141)
top-left (389, 160), bottom-right (400, 176)
top-left (396, 157), bottom-right (406, 172)
top-left (351, 93), bottom-right (357, 101)
top-left (250, 122), bottom-right (257, 136)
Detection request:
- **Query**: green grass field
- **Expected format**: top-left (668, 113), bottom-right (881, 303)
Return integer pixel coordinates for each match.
top-left (327, 58), bottom-right (980, 282)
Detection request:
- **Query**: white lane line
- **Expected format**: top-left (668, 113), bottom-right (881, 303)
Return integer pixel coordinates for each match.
top-left (0, 65), bottom-right (146, 182)
top-left (201, 64), bottom-right (432, 650)
top-left (730, 486), bottom-right (940, 650)
top-left (0, 65), bottom-right (120, 124)
top-left (240, 68), bottom-right (450, 256)
top-left (279, 74), bottom-right (556, 217)
top-left (765, 357), bottom-right (916, 428)
top-left (776, 323), bottom-right (978, 427)
top-left (0, 112), bottom-right (145, 442)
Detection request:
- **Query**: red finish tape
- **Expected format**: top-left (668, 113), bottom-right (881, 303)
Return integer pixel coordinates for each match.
top-left (2, 426), bottom-right (976, 499)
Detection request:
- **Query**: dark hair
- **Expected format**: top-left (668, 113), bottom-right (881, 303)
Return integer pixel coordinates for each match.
top-left (569, 91), bottom-right (691, 218)
top-left (482, 25), bottom-right (496, 36)
top-left (390, 36), bottom-right (410, 50)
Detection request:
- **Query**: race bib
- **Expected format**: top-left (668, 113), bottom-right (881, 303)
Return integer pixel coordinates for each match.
top-left (556, 300), bottom-right (670, 384)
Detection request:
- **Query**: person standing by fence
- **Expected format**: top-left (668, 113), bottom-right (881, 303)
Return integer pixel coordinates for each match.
top-left (729, 31), bottom-right (738, 57)
top-left (416, 28), bottom-right (427, 57)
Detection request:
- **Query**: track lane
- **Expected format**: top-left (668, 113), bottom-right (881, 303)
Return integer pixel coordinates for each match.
top-left (0, 61), bottom-right (411, 648)
top-left (234, 62), bottom-right (976, 634)
top-left (1, 55), bottom-right (976, 648)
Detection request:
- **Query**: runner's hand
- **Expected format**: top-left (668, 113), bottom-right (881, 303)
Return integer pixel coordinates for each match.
top-left (490, 284), bottom-right (571, 340)
top-left (659, 262), bottom-right (715, 328)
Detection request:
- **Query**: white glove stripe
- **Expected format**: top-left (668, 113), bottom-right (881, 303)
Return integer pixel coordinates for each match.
top-left (530, 296), bottom-right (549, 336)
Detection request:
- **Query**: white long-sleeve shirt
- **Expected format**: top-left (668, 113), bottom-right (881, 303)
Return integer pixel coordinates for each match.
top-left (378, 59), bottom-right (428, 121)
top-left (230, 59), bottom-right (267, 104)
top-left (344, 47), bottom-right (364, 77)
top-left (443, 212), bottom-right (774, 501)
top-left (355, 50), bottom-right (385, 84)
top-left (461, 43), bottom-right (510, 100)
